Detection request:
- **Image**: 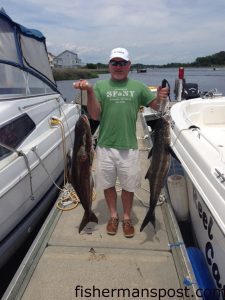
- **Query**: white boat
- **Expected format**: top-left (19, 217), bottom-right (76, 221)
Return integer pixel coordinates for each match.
top-left (170, 96), bottom-right (225, 294)
top-left (0, 10), bottom-right (79, 268)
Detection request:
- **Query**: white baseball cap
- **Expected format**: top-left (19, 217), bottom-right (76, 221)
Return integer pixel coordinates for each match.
top-left (109, 47), bottom-right (130, 61)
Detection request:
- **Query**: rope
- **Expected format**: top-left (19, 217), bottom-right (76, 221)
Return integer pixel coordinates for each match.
top-left (0, 141), bottom-right (35, 200)
top-left (20, 151), bottom-right (35, 200)
top-left (32, 146), bottom-right (63, 192)
top-left (48, 117), bottom-right (82, 210)
top-left (80, 89), bottom-right (83, 110)
top-left (49, 118), bottom-right (68, 185)
top-left (56, 183), bottom-right (80, 211)
top-left (60, 105), bottom-right (74, 149)
top-left (56, 183), bottom-right (96, 211)
top-left (135, 186), bottom-right (166, 208)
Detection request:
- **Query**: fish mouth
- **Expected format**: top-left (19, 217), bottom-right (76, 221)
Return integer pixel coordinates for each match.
top-left (79, 154), bottom-right (88, 161)
top-left (81, 114), bottom-right (89, 124)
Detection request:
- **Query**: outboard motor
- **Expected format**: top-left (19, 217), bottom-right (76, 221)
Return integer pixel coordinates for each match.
top-left (182, 79), bottom-right (200, 100)
top-left (174, 67), bottom-right (200, 100)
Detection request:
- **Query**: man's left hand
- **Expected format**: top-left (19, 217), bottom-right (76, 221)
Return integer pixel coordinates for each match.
top-left (157, 86), bottom-right (169, 101)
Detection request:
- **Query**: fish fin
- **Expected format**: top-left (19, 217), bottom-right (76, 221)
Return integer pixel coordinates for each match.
top-left (140, 211), bottom-right (156, 232)
top-left (167, 145), bottom-right (180, 163)
top-left (78, 211), bottom-right (98, 233)
top-left (145, 167), bottom-right (150, 180)
top-left (79, 212), bottom-right (89, 233)
top-left (147, 148), bottom-right (153, 159)
top-left (89, 210), bottom-right (98, 224)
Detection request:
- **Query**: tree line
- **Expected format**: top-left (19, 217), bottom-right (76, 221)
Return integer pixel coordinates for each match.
top-left (53, 51), bottom-right (225, 81)
top-left (86, 51), bottom-right (225, 69)
top-left (162, 51), bottom-right (225, 68)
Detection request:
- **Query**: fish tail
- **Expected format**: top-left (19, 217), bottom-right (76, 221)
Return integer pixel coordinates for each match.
top-left (140, 211), bottom-right (156, 232)
top-left (78, 211), bottom-right (98, 233)
top-left (89, 210), bottom-right (98, 224)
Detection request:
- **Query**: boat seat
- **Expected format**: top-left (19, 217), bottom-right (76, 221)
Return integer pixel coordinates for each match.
top-left (201, 127), bottom-right (225, 161)
top-left (203, 127), bottom-right (225, 147)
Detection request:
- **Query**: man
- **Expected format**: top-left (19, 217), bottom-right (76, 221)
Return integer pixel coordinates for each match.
top-left (74, 47), bottom-right (168, 238)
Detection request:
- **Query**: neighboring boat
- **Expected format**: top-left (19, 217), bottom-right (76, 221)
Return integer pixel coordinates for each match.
top-left (170, 96), bottom-right (225, 294)
top-left (0, 10), bottom-right (79, 268)
top-left (137, 68), bottom-right (147, 73)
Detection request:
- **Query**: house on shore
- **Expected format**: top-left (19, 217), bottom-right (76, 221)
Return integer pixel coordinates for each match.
top-left (53, 50), bottom-right (82, 68)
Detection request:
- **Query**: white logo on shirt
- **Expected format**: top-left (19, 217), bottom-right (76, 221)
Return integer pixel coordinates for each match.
top-left (106, 90), bottom-right (135, 98)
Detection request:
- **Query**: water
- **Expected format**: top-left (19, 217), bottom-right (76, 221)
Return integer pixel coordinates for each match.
top-left (56, 67), bottom-right (225, 102)
top-left (131, 67), bottom-right (225, 95)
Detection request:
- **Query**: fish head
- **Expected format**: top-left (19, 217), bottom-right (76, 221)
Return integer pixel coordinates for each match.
top-left (162, 115), bottom-right (171, 138)
top-left (155, 115), bottom-right (170, 129)
top-left (75, 114), bottom-right (90, 135)
top-left (74, 114), bottom-right (93, 162)
top-left (81, 114), bottom-right (90, 127)
top-left (153, 115), bottom-right (171, 143)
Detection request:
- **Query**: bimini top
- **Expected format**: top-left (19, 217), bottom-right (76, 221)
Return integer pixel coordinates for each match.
top-left (0, 8), bottom-right (58, 96)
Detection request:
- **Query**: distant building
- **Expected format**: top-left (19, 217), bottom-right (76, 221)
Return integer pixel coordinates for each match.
top-left (53, 50), bottom-right (82, 68)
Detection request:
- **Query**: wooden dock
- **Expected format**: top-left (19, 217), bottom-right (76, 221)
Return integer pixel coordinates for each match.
top-left (3, 113), bottom-right (198, 300)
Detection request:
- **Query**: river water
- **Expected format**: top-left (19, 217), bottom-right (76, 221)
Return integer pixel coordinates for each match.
top-left (56, 67), bottom-right (225, 102)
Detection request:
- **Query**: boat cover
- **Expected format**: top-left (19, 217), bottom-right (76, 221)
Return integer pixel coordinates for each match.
top-left (0, 8), bottom-right (57, 93)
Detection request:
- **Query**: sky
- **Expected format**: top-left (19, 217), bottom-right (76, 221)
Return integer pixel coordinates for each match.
top-left (1, 0), bottom-right (225, 64)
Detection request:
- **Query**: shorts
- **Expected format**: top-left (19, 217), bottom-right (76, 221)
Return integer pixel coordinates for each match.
top-left (95, 146), bottom-right (141, 192)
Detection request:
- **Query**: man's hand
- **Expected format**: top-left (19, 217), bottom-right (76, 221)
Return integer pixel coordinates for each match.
top-left (149, 86), bottom-right (170, 111)
top-left (73, 79), bottom-right (93, 91)
top-left (157, 86), bottom-right (169, 101)
top-left (73, 79), bottom-right (101, 120)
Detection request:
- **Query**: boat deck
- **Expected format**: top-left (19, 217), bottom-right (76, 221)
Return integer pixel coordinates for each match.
top-left (3, 114), bottom-right (198, 300)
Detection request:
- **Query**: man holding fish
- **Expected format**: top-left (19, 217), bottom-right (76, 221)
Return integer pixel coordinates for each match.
top-left (74, 48), bottom-right (168, 237)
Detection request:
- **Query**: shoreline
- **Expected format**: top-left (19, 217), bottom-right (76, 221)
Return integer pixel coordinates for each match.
top-left (52, 67), bottom-right (108, 81)
top-left (53, 66), bottom-right (225, 81)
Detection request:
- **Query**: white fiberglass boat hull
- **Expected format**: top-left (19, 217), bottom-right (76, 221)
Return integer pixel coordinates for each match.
top-left (0, 95), bottom-right (79, 268)
top-left (170, 97), bottom-right (225, 293)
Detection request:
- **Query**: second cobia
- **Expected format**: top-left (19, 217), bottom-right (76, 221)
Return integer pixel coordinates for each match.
top-left (140, 115), bottom-right (171, 232)
top-left (70, 114), bottom-right (98, 233)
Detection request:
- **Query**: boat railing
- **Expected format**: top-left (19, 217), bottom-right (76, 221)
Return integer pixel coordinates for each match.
top-left (200, 88), bottom-right (223, 98)
top-left (186, 125), bottom-right (224, 161)
top-left (18, 94), bottom-right (61, 110)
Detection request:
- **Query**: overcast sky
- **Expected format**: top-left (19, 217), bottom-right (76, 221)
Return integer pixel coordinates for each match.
top-left (1, 0), bottom-right (225, 64)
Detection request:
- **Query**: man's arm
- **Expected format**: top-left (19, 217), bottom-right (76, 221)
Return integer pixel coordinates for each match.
top-left (73, 80), bottom-right (101, 120)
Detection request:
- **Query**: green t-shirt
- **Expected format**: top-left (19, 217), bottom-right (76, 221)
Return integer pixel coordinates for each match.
top-left (94, 78), bottom-right (155, 149)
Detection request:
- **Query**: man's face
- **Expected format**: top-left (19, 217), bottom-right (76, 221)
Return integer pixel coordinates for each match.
top-left (108, 58), bottom-right (131, 81)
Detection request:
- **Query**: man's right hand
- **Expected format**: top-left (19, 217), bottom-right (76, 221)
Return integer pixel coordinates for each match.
top-left (73, 79), bottom-right (92, 91)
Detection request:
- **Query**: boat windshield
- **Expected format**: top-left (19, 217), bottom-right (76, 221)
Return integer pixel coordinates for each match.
top-left (0, 63), bottom-right (54, 98)
top-left (0, 9), bottom-right (58, 98)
